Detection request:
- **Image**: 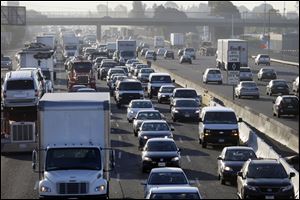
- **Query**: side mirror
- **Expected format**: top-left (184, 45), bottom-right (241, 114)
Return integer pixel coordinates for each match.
top-left (172, 79), bottom-right (175, 83)
top-left (217, 156), bottom-right (223, 160)
top-left (238, 117), bottom-right (243, 122)
top-left (170, 126), bottom-right (175, 131)
top-left (177, 148), bottom-right (181, 152)
top-left (289, 172), bottom-right (296, 178)
top-left (141, 181), bottom-right (146, 185)
top-left (65, 65), bottom-right (68, 70)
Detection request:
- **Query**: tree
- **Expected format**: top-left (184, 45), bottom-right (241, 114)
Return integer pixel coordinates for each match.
top-left (114, 4), bottom-right (128, 17)
top-left (129, 1), bottom-right (145, 18)
top-left (164, 1), bottom-right (179, 9)
top-left (208, 1), bottom-right (240, 18)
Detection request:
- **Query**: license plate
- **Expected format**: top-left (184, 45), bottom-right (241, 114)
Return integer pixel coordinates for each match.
top-left (218, 139), bottom-right (225, 143)
top-left (14, 94), bottom-right (26, 98)
top-left (185, 114), bottom-right (190, 117)
top-left (265, 195), bottom-right (274, 199)
top-left (158, 162), bottom-right (166, 167)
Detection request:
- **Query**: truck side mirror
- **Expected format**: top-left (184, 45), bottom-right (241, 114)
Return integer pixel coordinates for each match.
top-left (238, 117), bottom-right (243, 122)
top-left (217, 156), bottom-right (223, 160)
top-left (237, 171), bottom-right (243, 178)
top-left (289, 172), bottom-right (296, 179)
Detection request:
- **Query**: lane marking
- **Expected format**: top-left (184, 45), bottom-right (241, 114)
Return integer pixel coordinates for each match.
top-left (118, 135), bottom-right (122, 141)
top-left (116, 122), bottom-right (119, 128)
top-left (186, 155), bottom-right (191, 162)
top-left (118, 151), bottom-right (122, 159)
top-left (117, 173), bottom-right (120, 182)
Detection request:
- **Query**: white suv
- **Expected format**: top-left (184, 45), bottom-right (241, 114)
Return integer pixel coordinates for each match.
top-left (2, 70), bottom-right (43, 107)
top-left (255, 54), bottom-right (270, 66)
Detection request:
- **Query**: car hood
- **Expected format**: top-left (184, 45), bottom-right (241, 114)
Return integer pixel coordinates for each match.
top-left (174, 107), bottom-right (199, 110)
top-left (143, 151), bottom-right (179, 158)
top-left (223, 161), bottom-right (246, 169)
top-left (246, 178), bottom-right (291, 187)
top-left (44, 170), bottom-right (101, 183)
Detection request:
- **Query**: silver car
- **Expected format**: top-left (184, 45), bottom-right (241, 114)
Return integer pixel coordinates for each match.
top-left (133, 110), bottom-right (164, 136)
top-left (235, 81), bottom-right (260, 99)
top-left (157, 85), bottom-right (175, 103)
top-left (239, 67), bottom-right (253, 81)
top-left (202, 68), bottom-right (223, 84)
top-left (127, 99), bottom-right (154, 122)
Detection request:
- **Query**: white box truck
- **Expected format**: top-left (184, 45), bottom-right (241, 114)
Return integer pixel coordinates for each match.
top-left (154, 36), bottom-right (165, 48)
top-left (36, 36), bottom-right (56, 50)
top-left (62, 33), bottom-right (79, 60)
top-left (216, 39), bottom-right (248, 70)
top-left (114, 40), bottom-right (136, 65)
top-left (170, 33), bottom-right (184, 49)
top-left (32, 93), bottom-right (114, 198)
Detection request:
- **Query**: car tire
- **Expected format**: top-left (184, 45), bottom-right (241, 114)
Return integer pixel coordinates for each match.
top-left (134, 131), bottom-right (138, 137)
top-left (172, 116), bottom-right (176, 122)
top-left (220, 175), bottom-right (225, 185)
top-left (277, 113), bottom-right (280, 118)
top-left (273, 112), bottom-right (276, 116)
top-left (269, 92), bottom-right (272, 96)
top-left (149, 92), bottom-right (153, 99)
top-left (158, 98), bottom-right (161, 103)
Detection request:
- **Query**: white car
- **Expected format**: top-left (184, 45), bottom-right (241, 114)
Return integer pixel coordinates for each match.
top-left (127, 99), bottom-right (154, 122)
top-left (202, 68), bottom-right (223, 84)
top-left (255, 54), bottom-right (270, 66)
top-left (292, 76), bottom-right (299, 95)
top-left (157, 85), bottom-right (175, 103)
top-left (156, 48), bottom-right (167, 56)
top-left (146, 186), bottom-right (202, 199)
top-left (235, 81), bottom-right (259, 99)
top-left (142, 167), bottom-right (190, 198)
top-left (145, 50), bottom-right (155, 60)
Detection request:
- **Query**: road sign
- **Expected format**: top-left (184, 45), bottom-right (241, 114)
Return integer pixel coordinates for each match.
top-left (227, 62), bottom-right (240, 71)
top-left (1, 6), bottom-right (26, 25)
top-left (228, 50), bottom-right (240, 62)
top-left (227, 70), bottom-right (240, 85)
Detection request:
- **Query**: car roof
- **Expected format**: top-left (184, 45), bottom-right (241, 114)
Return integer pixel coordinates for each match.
top-left (240, 81), bottom-right (256, 84)
top-left (149, 186), bottom-right (199, 193)
top-left (206, 68), bottom-right (221, 71)
top-left (137, 109), bottom-right (160, 113)
top-left (6, 70), bottom-right (34, 80)
top-left (174, 88), bottom-right (196, 91)
top-left (150, 167), bottom-right (184, 173)
top-left (277, 95), bottom-right (299, 99)
top-left (249, 159), bottom-right (280, 165)
top-left (130, 99), bottom-right (152, 103)
top-left (174, 98), bottom-right (197, 102)
top-left (77, 88), bottom-right (96, 92)
top-left (271, 79), bottom-right (286, 82)
top-left (223, 146), bottom-right (255, 151)
top-left (202, 106), bottom-right (235, 113)
top-left (160, 85), bottom-right (175, 88)
top-left (150, 72), bottom-right (171, 77)
top-left (119, 78), bottom-right (141, 83)
top-left (147, 138), bottom-right (176, 143)
top-left (142, 120), bottom-right (167, 123)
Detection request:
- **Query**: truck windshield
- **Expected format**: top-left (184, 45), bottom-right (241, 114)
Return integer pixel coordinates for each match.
top-left (120, 51), bottom-right (134, 57)
top-left (119, 82), bottom-right (142, 90)
top-left (204, 112), bottom-right (237, 124)
top-left (73, 62), bottom-right (92, 72)
top-left (151, 76), bottom-right (172, 83)
top-left (46, 148), bottom-right (101, 171)
top-left (65, 46), bottom-right (77, 50)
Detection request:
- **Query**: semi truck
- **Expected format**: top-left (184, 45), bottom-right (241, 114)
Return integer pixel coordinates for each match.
top-left (36, 35), bottom-right (56, 50)
top-left (32, 93), bottom-right (114, 198)
top-left (154, 36), bottom-right (165, 48)
top-left (114, 40), bottom-right (136, 65)
top-left (170, 33), bottom-right (184, 49)
top-left (62, 32), bottom-right (79, 60)
top-left (216, 39), bottom-right (248, 70)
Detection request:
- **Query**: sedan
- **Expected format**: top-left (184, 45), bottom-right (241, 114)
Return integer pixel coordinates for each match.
top-left (257, 67), bottom-right (277, 81)
top-left (255, 54), bottom-right (270, 66)
top-left (202, 68), bottom-right (223, 84)
top-left (239, 67), bottom-right (253, 81)
top-left (133, 110), bottom-right (164, 136)
top-left (138, 120), bottom-right (174, 150)
top-left (164, 51), bottom-right (175, 59)
top-left (180, 55), bottom-right (192, 64)
top-left (142, 167), bottom-right (190, 198)
top-left (127, 99), bottom-right (154, 122)
top-left (157, 85), bottom-right (176, 103)
top-left (235, 81), bottom-right (260, 99)
top-left (171, 98), bottom-right (200, 122)
top-left (1, 56), bottom-right (13, 71)
top-left (141, 138), bottom-right (181, 172)
top-left (217, 146), bottom-right (257, 185)
top-left (273, 95), bottom-right (299, 118)
top-left (266, 79), bottom-right (289, 96)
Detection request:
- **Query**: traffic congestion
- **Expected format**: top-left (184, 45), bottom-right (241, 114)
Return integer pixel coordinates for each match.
top-left (1, 1), bottom-right (299, 199)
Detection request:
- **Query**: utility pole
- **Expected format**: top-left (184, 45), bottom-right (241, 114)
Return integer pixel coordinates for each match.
top-left (231, 14), bottom-right (234, 38)
top-left (106, 1), bottom-right (108, 16)
top-left (268, 10), bottom-right (271, 54)
top-left (264, 1), bottom-right (266, 35)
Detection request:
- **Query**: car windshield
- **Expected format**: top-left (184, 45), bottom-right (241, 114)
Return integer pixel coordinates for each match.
top-left (247, 163), bottom-right (288, 179)
top-left (2, 56), bottom-right (11, 61)
top-left (273, 81), bottom-right (287, 86)
top-left (65, 46), bottom-right (77, 50)
top-left (7, 80), bottom-right (34, 90)
top-left (131, 101), bottom-right (152, 108)
top-left (73, 62), bottom-right (92, 72)
top-left (120, 51), bottom-right (134, 57)
top-left (150, 193), bottom-right (200, 199)
top-left (241, 82), bottom-right (257, 87)
top-left (147, 141), bottom-right (177, 151)
top-left (46, 148), bottom-right (101, 171)
top-left (142, 123), bottom-right (169, 131)
top-left (174, 90), bottom-right (197, 98)
top-left (151, 76), bottom-right (172, 83)
top-left (262, 69), bottom-right (274, 72)
top-left (161, 87), bottom-right (174, 93)
top-left (141, 69), bottom-right (154, 73)
top-left (204, 111), bottom-right (237, 124)
top-left (119, 82), bottom-right (142, 90)
top-left (137, 112), bottom-right (161, 120)
top-left (224, 149), bottom-right (257, 161)
top-left (208, 70), bottom-right (221, 74)
top-left (176, 100), bottom-right (198, 107)
top-left (148, 172), bottom-right (188, 185)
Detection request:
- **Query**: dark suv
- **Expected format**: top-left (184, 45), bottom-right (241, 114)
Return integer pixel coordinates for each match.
top-left (273, 95), bottom-right (299, 118)
top-left (237, 159), bottom-right (295, 199)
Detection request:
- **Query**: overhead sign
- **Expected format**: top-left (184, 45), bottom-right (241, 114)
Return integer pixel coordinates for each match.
top-left (227, 70), bottom-right (240, 85)
top-left (227, 62), bottom-right (240, 71)
top-left (1, 6), bottom-right (26, 25)
top-left (228, 50), bottom-right (240, 62)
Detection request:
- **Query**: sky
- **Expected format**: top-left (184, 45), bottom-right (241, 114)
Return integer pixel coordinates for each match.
top-left (2, 1), bottom-right (298, 14)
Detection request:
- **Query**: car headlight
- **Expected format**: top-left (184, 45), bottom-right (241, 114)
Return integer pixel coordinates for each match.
top-left (195, 110), bottom-right (200, 113)
top-left (246, 185), bottom-right (257, 191)
top-left (40, 186), bottom-right (51, 193)
top-left (95, 185), bottom-right (106, 192)
top-left (161, 94), bottom-right (166, 97)
top-left (143, 157), bottom-right (152, 161)
top-left (130, 111), bottom-right (134, 114)
top-left (232, 129), bottom-right (239, 136)
top-left (174, 109), bottom-right (179, 113)
top-left (143, 136), bottom-right (148, 139)
top-left (224, 166), bottom-right (233, 171)
top-left (171, 157), bottom-right (179, 161)
top-left (281, 184), bottom-right (293, 192)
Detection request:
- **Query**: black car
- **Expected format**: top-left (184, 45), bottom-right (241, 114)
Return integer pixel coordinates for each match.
top-left (266, 79), bottom-right (290, 96)
top-left (164, 51), bottom-right (175, 59)
top-left (217, 146), bottom-right (257, 185)
top-left (237, 159), bottom-right (295, 199)
top-left (171, 98), bottom-right (200, 122)
top-left (273, 95), bottom-right (299, 118)
top-left (141, 138), bottom-right (180, 172)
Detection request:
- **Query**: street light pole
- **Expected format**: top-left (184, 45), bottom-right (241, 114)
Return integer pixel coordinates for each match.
top-left (268, 10), bottom-right (271, 54)
top-left (106, 1), bottom-right (108, 16)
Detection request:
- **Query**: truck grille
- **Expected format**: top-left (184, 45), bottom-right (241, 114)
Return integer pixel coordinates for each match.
top-left (77, 75), bottom-right (89, 84)
top-left (58, 182), bottom-right (88, 194)
top-left (10, 121), bottom-right (35, 142)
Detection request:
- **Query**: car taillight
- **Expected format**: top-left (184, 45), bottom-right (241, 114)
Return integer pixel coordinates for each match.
top-left (35, 90), bottom-right (39, 97)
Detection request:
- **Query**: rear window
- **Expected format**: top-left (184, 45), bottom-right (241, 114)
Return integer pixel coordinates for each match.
top-left (240, 68), bottom-right (251, 72)
top-left (137, 112), bottom-right (161, 120)
top-left (147, 141), bottom-right (177, 151)
top-left (207, 70), bottom-right (221, 74)
top-left (260, 55), bottom-right (270, 58)
top-left (282, 97), bottom-right (299, 105)
top-left (204, 111), bottom-right (237, 124)
top-left (119, 82), bottom-right (142, 90)
top-left (241, 82), bottom-right (257, 87)
top-left (7, 80), bottom-right (34, 90)
top-left (161, 87), bottom-right (174, 93)
top-left (175, 90), bottom-right (197, 98)
top-left (151, 75), bottom-right (172, 83)
top-left (131, 101), bottom-right (152, 108)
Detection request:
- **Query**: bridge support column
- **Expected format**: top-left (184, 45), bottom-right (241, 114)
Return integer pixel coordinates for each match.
top-left (209, 25), bottom-right (217, 46)
top-left (96, 24), bottom-right (102, 42)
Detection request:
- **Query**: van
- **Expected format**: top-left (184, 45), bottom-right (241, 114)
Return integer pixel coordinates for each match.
top-left (2, 70), bottom-right (43, 107)
top-left (147, 73), bottom-right (174, 99)
top-left (198, 106), bottom-right (242, 148)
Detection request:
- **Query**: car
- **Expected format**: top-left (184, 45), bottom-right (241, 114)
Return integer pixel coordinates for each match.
top-left (183, 48), bottom-right (196, 59)
top-left (273, 95), bottom-right (299, 118)
top-left (237, 159), bottom-right (295, 199)
top-left (255, 54), bottom-right (270, 66)
top-left (106, 67), bottom-right (126, 84)
top-left (137, 68), bottom-right (155, 89)
top-left (97, 59), bottom-right (118, 80)
top-left (180, 54), bottom-right (192, 64)
top-left (141, 138), bottom-right (181, 172)
top-left (138, 120), bottom-right (174, 149)
top-left (177, 49), bottom-right (184, 57)
top-left (164, 50), bottom-right (175, 59)
top-left (145, 186), bottom-right (202, 199)
top-left (115, 79), bottom-right (144, 108)
top-left (199, 107), bottom-right (242, 148)
top-left (156, 48), bottom-right (167, 56)
top-left (217, 146), bottom-right (257, 185)
top-left (170, 88), bottom-right (201, 108)
top-left (141, 48), bottom-right (149, 56)
top-left (235, 81), bottom-right (260, 99)
top-left (147, 73), bottom-right (174, 99)
top-left (157, 85), bottom-right (176, 103)
top-left (142, 167), bottom-right (190, 198)
top-left (109, 75), bottom-right (128, 95)
top-left (257, 67), bottom-right (277, 81)
top-left (125, 58), bottom-right (139, 69)
top-left (76, 88), bottom-right (96, 92)
top-left (202, 68), bottom-right (223, 84)
top-left (1, 56), bottom-right (13, 71)
top-left (145, 50), bottom-right (155, 60)
top-left (127, 99), bottom-right (154, 122)
top-left (292, 76), bottom-right (299, 95)
top-left (266, 79), bottom-right (290, 96)
top-left (133, 110), bottom-right (164, 136)
top-left (133, 64), bottom-right (149, 77)
top-left (171, 98), bottom-right (200, 122)
top-left (130, 62), bottom-right (143, 74)
top-left (239, 67), bottom-right (253, 81)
